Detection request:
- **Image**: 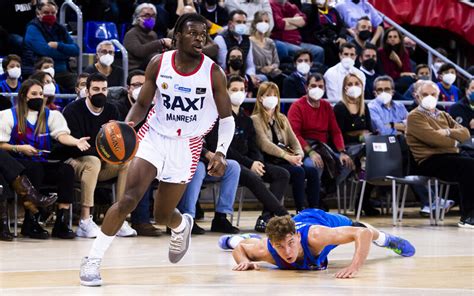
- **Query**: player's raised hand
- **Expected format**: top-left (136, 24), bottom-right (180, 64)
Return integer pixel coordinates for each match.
top-left (208, 152), bottom-right (227, 177)
top-left (233, 262), bottom-right (260, 271)
top-left (335, 265), bottom-right (359, 279)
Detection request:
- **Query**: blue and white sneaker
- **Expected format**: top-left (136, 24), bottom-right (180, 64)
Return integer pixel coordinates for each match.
top-left (218, 233), bottom-right (262, 250)
top-left (382, 232), bottom-right (416, 257)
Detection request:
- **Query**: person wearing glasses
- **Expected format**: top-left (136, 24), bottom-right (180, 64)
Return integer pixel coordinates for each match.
top-left (84, 41), bottom-right (124, 87)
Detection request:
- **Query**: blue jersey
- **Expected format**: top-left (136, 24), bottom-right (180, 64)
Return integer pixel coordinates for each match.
top-left (267, 209), bottom-right (353, 270)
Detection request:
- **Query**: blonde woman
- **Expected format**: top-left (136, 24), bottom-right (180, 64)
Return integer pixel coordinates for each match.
top-left (249, 11), bottom-right (284, 87)
top-left (251, 82), bottom-right (320, 212)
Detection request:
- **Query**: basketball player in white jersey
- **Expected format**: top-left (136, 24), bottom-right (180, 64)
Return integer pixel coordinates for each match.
top-left (80, 13), bottom-right (235, 286)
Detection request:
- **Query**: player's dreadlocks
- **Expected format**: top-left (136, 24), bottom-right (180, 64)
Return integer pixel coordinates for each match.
top-left (172, 13), bottom-right (208, 48)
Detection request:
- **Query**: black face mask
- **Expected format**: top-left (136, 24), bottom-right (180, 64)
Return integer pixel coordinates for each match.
top-left (358, 30), bottom-right (372, 41)
top-left (229, 58), bottom-right (243, 70)
top-left (362, 58), bottom-right (376, 71)
top-left (352, 0), bottom-right (360, 3)
top-left (27, 98), bottom-right (44, 111)
top-left (206, 0), bottom-right (217, 6)
top-left (388, 43), bottom-right (402, 52)
top-left (407, 47), bottom-right (415, 56)
top-left (90, 93), bottom-right (107, 108)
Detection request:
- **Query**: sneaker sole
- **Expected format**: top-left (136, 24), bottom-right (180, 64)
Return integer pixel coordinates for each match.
top-left (80, 280), bottom-right (103, 287)
top-left (169, 214), bottom-right (193, 264)
top-left (458, 222), bottom-right (474, 229)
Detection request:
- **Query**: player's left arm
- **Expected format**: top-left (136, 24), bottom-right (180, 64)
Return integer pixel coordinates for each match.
top-left (207, 64), bottom-right (235, 177)
top-left (308, 226), bottom-right (373, 279)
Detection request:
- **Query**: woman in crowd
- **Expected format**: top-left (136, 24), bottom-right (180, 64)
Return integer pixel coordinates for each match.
top-left (225, 46), bottom-right (258, 97)
top-left (0, 79), bottom-right (90, 239)
top-left (251, 82), bottom-right (320, 213)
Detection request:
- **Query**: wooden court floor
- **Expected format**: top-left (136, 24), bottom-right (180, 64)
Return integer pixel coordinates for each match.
top-left (0, 209), bottom-right (473, 295)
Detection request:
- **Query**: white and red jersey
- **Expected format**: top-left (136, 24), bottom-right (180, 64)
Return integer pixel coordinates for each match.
top-left (144, 50), bottom-right (218, 139)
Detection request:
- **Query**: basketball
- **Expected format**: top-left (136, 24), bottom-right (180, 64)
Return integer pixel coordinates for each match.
top-left (95, 121), bottom-right (138, 164)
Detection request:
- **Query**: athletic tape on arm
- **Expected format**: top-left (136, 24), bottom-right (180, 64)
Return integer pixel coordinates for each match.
top-left (215, 116), bottom-right (235, 157)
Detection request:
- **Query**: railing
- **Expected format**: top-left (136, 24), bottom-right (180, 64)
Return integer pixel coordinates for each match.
top-left (378, 12), bottom-right (473, 81)
top-left (110, 39), bottom-right (129, 87)
top-left (59, 0), bottom-right (83, 74)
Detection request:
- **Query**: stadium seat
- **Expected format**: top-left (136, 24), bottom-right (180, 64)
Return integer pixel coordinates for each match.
top-left (84, 21), bottom-right (119, 54)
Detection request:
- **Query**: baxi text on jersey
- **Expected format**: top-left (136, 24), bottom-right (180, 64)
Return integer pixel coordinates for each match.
top-left (162, 94), bottom-right (205, 111)
top-left (166, 113), bottom-right (197, 122)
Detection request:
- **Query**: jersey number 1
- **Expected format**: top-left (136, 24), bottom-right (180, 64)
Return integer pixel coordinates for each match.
top-left (176, 128), bottom-right (182, 137)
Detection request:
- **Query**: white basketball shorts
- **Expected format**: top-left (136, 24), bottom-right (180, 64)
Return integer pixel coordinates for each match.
top-left (135, 130), bottom-right (203, 184)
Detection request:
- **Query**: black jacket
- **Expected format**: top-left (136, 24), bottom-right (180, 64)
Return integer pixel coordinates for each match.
top-left (204, 108), bottom-right (263, 168)
top-left (449, 98), bottom-right (474, 135)
top-left (282, 72), bottom-right (307, 99)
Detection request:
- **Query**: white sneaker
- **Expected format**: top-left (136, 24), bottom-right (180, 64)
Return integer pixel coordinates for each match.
top-left (76, 216), bottom-right (100, 238)
top-left (116, 221), bottom-right (137, 237)
top-left (169, 213), bottom-right (193, 263)
top-left (80, 256), bottom-right (102, 286)
top-left (420, 198), bottom-right (455, 216)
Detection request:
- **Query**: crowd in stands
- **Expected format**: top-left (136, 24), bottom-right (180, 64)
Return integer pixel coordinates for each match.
top-left (0, 0), bottom-right (474, 242)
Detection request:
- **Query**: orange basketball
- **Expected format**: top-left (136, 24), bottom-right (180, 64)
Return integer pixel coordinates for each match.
top-left (96, 121), bottom-right (138, 164)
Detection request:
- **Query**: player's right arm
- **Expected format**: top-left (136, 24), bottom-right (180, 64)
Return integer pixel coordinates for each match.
top-left (232, 239), bottom-right (270, 271)
top-left (125, 54), bottom-right (161, 126)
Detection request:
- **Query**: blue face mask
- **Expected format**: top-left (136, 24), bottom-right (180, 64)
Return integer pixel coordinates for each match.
top-left (469, 91), bottom-right (474, 103)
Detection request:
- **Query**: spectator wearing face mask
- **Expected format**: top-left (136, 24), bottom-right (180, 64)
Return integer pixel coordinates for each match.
top-left (214, 10), bottom-right (261, 87)
top-left (22, 0), bottom-right (79, 92)
top-left (29, 71), bottom-right (60, 110)
top-left (403, 64), bottom-right (431, 101)
top-left (436, 63), bottom-right (460, 103)
top-left (0, 54), bottom-right (23, 110)
top-left (358, 43), bottom-right (379, 100)
top-left (350, 16), bottom-right (374, 56)
top-left (270, 0), bottom-right (324, 65)
top-left (300, 0), bottom-right (348, 67)
top-left (33, 57), bottom-right (61, 93)
top-left (225, 0), bottom-right (274, 30)
top-left (335, 0), bottom-right (384, 45)
top-left (430, 48), bottom-right (448, 81)
top-left (123, 3), bottom-right (172, 71)
top-left (324, 42), bottom-right (365, 102)
top-left (225, 46), bottom-right (258, 97)
top-left (74, 73), bottom-right (90, 101)
top-left (449, 78), bottom-right (474, 135)
top-left (249, 11), bottom-right (285, 89)
top-left (282, 49), bottom-right (313, 99)
top-left (406, 80), bottom-right (474, 229)
top-left (84, 41), bottom-right (124, 87)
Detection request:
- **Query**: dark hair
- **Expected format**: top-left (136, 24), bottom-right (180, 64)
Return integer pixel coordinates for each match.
top-left (306, 73), bottom-right (324, 86)
top-left (361, 43), bottom-right (377, 56)
top-left (173, 13), bottom-right (208, 46)
top-left (226, 46), bottom-right (245, 76)
top-left (438, 63), bottom-right (456, 75)
top-left (357, 16), bottom-right (371, 24)
top-left (29, 71), bottom-right (52, 85)
top-left (127, 70), bottom-right (146, 86)
top-left (467, 78), bottom-right (474, 89)
top-left (435, 47), bottom-right (448, 59)
top-left (229, 9), bottom-right (247, 21)
top-left (266, 216), bottom-right (296, 243)
top-left (382, 27), bottom-right (406, 56)
top-left (415, 64), bottom-right (429, 75)
top-left (339, 42), bottom-right (356, 54)
top-left (34, 57), bottom-right (54, 70)
top-left (373, 75), bottom-right (395, 91)
top-left (293, 49), bottom-right (313, 63)
top-left (76, 73), bottom-right (90, 88)
top-left (17, 79), bottom-right (46, 136)
top-left (86, 72), bottom-right (108, 90)
top-left (227, 74), bottom-right (245, 88)
top-left (2, 54), bottom-right (22, 71)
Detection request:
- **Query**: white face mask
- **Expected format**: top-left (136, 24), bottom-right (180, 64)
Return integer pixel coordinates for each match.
top-left (346, 86), bottom-right (362, 98)
top-left (316, 0), bottom-right (326, 5)
top-left (442, 73), bottom-right (456, 85)
top-left (7, 67), bottom-right (21, 79)
top-left (229, 91), bottom-right (246, 106)
top-left (43, 67), bottom-right (55, 77)
top-left (256, 22), bottom-right (270, 34)
top-left (340, 57), bottom-right (355, 70)
top-left (79, 87), bottom-right (87, 99)
top-left (234, 23), bottom-right (247, 35)
top-left (132, 87), bottom-right (142, 101)
top-left (433, 62), bottom-right (443, 73)
top-left (421, 95), bottom-right (438, 110)
top-left (99, 54), bottom-right (114, 67)
top-left (43, 83), bottom-right (56, 96)
top-left (308, 87), bottom-right (324, 101)
top-left (262, 96), bottom-right (278, 110)
top-left (376, 92), bottom-right (392, 105)
top-left (296, 62), bottom-right (311, 75)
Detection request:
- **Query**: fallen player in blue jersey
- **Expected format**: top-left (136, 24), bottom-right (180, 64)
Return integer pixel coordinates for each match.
top-left (218, 209), bottom-right (415, 278)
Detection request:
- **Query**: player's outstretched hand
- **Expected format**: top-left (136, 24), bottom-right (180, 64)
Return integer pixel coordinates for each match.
top-left (208, 152), bottom-right (227, 177)
top-left (233, 262), bottom-right (260, 271)
top-left (335, 266), bottom-right (359, 279)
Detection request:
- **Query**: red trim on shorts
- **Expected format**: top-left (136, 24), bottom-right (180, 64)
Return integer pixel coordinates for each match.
top-left (171, 50), bottom-right (205, 77)
top-left (187, 136), bottom-right (203, 182)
